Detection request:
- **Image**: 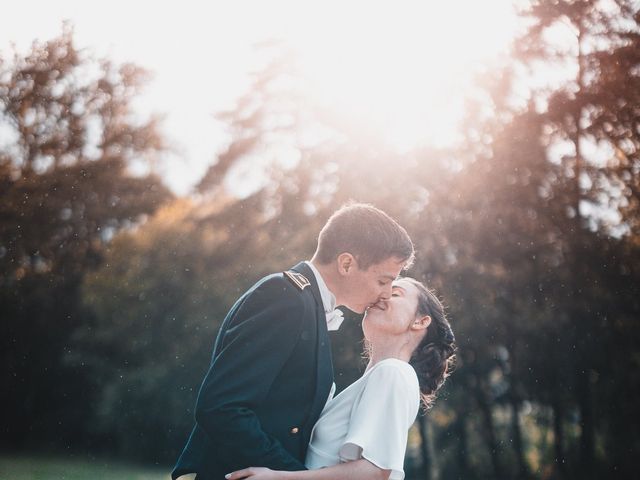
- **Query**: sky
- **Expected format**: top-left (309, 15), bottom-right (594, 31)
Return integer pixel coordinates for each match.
top-left (2, 1), bottom-right (521, 195)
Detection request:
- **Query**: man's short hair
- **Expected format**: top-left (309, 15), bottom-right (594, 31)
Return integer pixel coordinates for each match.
top-left (314, 203), bottom-right (414, 269)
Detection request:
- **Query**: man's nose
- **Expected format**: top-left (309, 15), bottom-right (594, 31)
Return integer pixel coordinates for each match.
top-left (379, 287), bottom-right (392, 301)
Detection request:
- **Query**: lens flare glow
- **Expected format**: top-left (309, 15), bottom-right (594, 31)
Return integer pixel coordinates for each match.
top-left (292, 1), bottom-right (520, 150)
top-left (1, 0), bottom-right (521, 192)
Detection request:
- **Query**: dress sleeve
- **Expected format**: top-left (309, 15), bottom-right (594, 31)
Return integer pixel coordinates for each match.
top-left (338, 361), bottom-right (420, 480)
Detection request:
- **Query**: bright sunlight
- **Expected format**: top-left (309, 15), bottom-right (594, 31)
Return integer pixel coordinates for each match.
top-left (293, 0), bottom-right (521, 150)
top-left (2, 0), bottom-right (521, 190)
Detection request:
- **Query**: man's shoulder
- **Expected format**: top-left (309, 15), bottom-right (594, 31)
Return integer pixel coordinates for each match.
top-left (282, 270), bottom-right (312, 291)
top-left (246, 268), bottom-right (315, 307)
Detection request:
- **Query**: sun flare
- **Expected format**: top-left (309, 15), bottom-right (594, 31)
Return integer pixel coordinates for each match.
top-left (291, 1), bottom-right (520, 150)
top-left (1, 0), bottom-right (522, 192)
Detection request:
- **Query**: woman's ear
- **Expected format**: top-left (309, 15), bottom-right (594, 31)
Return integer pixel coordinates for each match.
top-left (337, 253), bottom-right (356, 275)
top-left (412, 314), bottom-right (431, 331)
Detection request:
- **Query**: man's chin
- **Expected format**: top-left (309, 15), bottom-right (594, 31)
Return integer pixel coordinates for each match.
top-left (351, 304), bottom-right (368, 315)
top-left (340, 302), bottom-right (365, 315)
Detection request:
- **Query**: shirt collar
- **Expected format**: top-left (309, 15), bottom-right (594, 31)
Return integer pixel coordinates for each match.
top-left (305, 261), bottom-right (344, 331)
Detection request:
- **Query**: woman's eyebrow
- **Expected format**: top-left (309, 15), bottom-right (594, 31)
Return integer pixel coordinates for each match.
top-left (392, 285), bottom-right (406, 292)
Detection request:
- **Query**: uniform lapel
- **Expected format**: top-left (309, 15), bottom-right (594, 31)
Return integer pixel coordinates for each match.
top-left (290, 262), bottom-right (334, 426)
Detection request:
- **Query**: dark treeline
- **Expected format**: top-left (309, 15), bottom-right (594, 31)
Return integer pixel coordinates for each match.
top-left (2, 2), bottom-right (640, 479)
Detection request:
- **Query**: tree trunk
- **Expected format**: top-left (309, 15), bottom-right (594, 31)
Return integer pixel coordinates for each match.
top-left (572, 20), bottom-right (596, 480)
top-left (476, 382), bottom-right (504, 480)
top-left (509, 395), bottom-right (529, 479)
top-left (577, 370), bottom-right (595, 479)
top-left (552, 395), bottom-right (568, 479)
top-left (455, 413), bottom-right (470, 479)
top-left (418, 414), bottom-right (439, 480)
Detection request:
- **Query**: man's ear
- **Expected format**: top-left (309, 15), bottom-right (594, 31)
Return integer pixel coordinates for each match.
top-left (337, 253), bottom-right (356, 275)
top-left (412, 315), bottom-right (431, 331)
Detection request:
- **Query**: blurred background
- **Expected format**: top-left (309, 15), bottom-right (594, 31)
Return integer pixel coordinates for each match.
top-left (1, 1), bottom-right (639, 479)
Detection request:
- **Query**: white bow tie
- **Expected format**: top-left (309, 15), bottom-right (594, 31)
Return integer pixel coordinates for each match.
top-left (326, 308), bottom-right (344, 331)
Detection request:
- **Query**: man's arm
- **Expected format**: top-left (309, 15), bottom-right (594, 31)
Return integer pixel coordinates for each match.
top-left (195, 278), bottom-right (308, 471)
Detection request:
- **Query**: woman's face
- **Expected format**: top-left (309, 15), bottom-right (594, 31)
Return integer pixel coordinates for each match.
top-left (362, 278), bottom-right (421, 340)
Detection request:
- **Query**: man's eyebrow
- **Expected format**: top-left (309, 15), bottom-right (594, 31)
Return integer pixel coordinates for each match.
top-left (380, 274), bottom-right (397, 281)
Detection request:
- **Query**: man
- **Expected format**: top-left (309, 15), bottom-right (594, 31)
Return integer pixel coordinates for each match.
top-left (172, 203), bottom-right (414, 480)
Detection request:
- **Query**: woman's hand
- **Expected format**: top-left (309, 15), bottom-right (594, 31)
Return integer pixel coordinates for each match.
top-left (225, 467), bottom-right (289, 480)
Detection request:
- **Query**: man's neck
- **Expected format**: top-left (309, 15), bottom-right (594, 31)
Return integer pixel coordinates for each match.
top-left (310, 258), bottom-right (340, 303)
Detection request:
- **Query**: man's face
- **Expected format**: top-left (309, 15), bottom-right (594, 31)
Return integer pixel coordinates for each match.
top-left (341, 256), bottom-right (406, 314)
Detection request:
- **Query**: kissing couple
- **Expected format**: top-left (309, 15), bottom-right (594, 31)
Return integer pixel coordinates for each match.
top-left (172, 203), bottom-right (456, 480)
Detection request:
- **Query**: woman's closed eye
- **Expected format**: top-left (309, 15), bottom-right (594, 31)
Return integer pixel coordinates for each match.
top-left (391, 286), bottom-right (405, 297)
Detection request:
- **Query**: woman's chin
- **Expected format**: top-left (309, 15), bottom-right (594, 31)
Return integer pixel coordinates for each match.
top-left (363, 308), bottom-right (382, 322)
top-left (363, 306), bottom-right (375, 317)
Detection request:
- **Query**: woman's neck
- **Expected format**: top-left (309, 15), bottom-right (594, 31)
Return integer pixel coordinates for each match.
top-left (365, 340), bottom-right (413, 371)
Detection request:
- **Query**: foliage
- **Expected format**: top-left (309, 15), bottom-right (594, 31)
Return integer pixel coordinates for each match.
top-left (0, 26), bottom-right (172, 451)
top-left (4, 4), bottom-right (640, 479)
top-left (0, 454), bottom-right (169, 480)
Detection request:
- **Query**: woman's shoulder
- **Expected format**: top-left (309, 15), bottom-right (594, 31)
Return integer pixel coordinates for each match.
top-left (356, 358), bottom-right (421, 429)
top-left (369, 357), bottom-right (416, 374)
top-left (366, 358), bottom-right (419, 391)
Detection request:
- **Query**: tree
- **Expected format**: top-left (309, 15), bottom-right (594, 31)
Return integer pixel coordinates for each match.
top-left (0, 26), bottom-right (172, 451)
top-left (35, 6), bottom-right (639, 476)
top-left (513, 2), bottom-right (640, 476)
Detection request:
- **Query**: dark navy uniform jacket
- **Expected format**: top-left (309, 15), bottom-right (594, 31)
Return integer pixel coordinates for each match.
top-left (172, 262), bottom-right (334, 480)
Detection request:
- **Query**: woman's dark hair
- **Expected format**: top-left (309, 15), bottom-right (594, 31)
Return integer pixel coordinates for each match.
top-left (314, 203), bottom-right (415, 269)
top-left (404, 278), bottom-right (456, 409)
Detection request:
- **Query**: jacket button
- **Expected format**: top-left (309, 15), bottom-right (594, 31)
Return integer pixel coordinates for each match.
top-left (290, 427), bottom-right (299, 434)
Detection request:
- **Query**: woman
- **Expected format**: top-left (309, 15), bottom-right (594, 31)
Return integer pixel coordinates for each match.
top-left (227, 277), bottom-right (456, 480)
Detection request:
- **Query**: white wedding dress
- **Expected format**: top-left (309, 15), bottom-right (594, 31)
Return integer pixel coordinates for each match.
top-left (305, 358), bottom-right (420, 480)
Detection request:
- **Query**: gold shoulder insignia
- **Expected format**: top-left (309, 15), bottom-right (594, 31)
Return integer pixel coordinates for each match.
top-left (283, 270), bottom-right (311, 291)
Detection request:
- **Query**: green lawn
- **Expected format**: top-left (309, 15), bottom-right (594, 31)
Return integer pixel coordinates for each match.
top-left (0, 455), bottom-right (171, 480)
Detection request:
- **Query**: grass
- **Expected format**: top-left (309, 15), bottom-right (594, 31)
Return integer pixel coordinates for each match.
top-left (0, 455), bottom-right (171, 480)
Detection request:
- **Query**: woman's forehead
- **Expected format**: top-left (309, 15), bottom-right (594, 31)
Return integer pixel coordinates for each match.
top-left (392, 278), bottom-right (416, 291)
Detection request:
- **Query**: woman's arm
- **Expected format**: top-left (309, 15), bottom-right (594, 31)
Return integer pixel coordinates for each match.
top-left (226, 459), bottom-right (390, 480)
